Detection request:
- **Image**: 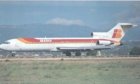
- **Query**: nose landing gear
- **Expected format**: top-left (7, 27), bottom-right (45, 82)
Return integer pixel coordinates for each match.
top-left (7, 51), bottom-right (16, 57)
top-left (11, 52), bottom-right (16, 57)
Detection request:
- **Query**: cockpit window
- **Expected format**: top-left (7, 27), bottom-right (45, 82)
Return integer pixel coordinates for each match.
top-left (3, 41), bottom-right (10, 44)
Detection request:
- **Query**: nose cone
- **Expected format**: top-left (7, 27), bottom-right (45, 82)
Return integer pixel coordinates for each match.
top-left (0, 44), bottom-right (9, 51)
top-left (0, 44), bottom-right (5, 50)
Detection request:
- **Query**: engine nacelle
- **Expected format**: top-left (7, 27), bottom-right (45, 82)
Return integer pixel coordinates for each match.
top-left (91, 32), bottom-right (110, 38)
top-left (97, 40), bottom-right (113, 45)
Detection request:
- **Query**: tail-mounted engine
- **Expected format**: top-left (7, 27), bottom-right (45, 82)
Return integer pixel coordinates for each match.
top-left (91, 32), bottom-right (110, 38)
top-left (96, 40), bottom-right (113, 45)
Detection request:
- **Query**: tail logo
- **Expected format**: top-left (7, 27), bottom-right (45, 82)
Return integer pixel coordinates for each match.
top-left (112, 29), bottom-right (122, 38)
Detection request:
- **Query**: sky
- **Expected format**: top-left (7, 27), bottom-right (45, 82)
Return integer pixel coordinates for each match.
top-left (0, 1), bottom-right (139, 26)
top-left (0, 1), bottom-right (140, 40)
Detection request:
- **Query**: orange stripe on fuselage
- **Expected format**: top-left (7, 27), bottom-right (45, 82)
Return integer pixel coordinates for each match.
top-left (18, 38), bottom-right (40, 44)
top-left (17, 38), bottom-right (118, 44)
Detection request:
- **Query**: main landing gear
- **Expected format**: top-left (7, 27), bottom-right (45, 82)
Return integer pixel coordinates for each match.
top-left (7, 51), bottom-right (16, 57)
top-left (63, 51), bottom-right (82, 56)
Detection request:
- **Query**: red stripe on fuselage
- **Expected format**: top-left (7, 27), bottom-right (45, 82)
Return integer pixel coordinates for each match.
top-left (51, 39), bottom-right (95, 43)
top-left (18, 38), bottom-right (117, 44)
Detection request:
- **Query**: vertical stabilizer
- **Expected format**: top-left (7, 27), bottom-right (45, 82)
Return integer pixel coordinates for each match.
top-left (108, 23), bottom-right (136, 41)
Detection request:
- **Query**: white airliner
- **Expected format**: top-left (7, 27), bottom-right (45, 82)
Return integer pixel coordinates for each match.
top-left (0, 23), bottom-right (136, 56)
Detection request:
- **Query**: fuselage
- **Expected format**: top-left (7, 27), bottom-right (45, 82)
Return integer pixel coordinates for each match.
top-left (0, 37), bottom-right (119, 52)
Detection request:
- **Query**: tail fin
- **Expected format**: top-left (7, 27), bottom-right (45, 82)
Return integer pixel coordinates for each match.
top-left (108, 23), bottom-right (136, 41)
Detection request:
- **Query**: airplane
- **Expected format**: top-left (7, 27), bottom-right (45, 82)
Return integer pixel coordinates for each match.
top-left (0, 23), bottom-right (137, 56)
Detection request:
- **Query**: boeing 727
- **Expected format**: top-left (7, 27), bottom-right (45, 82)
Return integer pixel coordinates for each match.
top-left (0, 23), bottom-right (137, 56)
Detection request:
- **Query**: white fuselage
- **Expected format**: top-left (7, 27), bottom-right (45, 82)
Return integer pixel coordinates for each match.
top-left (0, 37), bottom-right (118, 52)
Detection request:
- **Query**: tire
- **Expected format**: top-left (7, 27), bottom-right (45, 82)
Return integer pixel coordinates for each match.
top-left (75, 52), bottom-right (81, 56)
top-left (65, 52), bottom-right (71, 56)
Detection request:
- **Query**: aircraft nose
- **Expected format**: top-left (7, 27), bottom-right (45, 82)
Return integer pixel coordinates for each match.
top-left (0, 45), bottom-right (3, 51)
top-left (0, 44), bottom-right (5, 50)
top-left (0, 44), bottom-right (8, 50)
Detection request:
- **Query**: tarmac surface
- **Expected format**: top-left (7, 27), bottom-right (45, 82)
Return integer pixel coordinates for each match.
top-left (0, 57), bottom-right (140, 61)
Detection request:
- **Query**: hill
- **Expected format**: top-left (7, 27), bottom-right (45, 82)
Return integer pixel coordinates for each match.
top-left (0, 24), bottom-right (94, 42)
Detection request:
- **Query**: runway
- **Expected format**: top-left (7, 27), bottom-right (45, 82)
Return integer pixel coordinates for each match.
top-left (0, 57), bottom-right (140, 61)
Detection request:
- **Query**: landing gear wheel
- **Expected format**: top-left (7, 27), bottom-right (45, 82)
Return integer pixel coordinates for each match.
top-left (64, 52), bottom-right (71, 56)
top-left (11, 53), bottom-right (16, 57)
top-left (75, 52), bottom-right (81, 56)
top-left (10, 52), bottom-right (16, 57)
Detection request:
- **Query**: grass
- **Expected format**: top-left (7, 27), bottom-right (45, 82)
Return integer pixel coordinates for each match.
top-left (0, 59), bottom-right (140, 84)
